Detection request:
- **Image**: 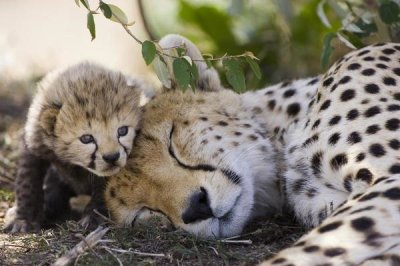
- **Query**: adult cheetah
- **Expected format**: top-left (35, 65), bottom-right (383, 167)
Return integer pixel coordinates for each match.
top-left (106, 35), bottom-right (400, 265)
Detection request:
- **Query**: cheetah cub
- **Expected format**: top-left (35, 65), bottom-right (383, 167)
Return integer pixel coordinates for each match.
top-left (4, 62), bottom-right (146, 233)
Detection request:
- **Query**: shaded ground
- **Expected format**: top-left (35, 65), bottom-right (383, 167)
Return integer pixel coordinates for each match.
top-left (0, 77), bottom-right (304, 265)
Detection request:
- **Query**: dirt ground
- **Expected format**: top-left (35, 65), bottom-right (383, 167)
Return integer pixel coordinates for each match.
top-left (0, 76), bottom-right (304, 265)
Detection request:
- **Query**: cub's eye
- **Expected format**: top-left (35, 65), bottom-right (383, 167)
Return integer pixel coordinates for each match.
top-left (80, 134), bottom-right (94, 144)
top-left (118, 126), bottom-right (128, 137)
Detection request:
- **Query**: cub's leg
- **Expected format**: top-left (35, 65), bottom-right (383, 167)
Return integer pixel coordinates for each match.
top-left (262, 177), bottom-right (400, 266)
top-left (43, 166), bottom-right (76, 224)
top-left (78, 177), bottom-right (107, 229)
top-left (4, 145), bottom-right (49, 233)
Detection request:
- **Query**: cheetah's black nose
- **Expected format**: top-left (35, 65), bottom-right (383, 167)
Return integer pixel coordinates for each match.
top-left (102, 152), bottom-right (120, 164)
top-left (182, 187), bottom-right (213, 224)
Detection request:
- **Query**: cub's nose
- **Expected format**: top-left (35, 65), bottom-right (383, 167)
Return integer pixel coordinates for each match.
top-left (102, 152), bottom-right (120, 164)
top-left (182, 187), bottom-right (213, 224)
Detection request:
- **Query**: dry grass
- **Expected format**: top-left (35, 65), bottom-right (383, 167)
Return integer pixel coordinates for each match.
top-left (0, 76), bottom-right (304, 265)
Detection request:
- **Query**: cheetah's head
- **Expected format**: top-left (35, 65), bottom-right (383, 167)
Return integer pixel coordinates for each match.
top-left (25, 62), bottom-right (146, 176)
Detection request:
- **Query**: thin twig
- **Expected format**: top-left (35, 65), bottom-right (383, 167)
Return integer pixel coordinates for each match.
top-left (104, 247), bottom-right (124, 266)
top-left (93, 209), bottom-right (117, 225)
top-left (103, 247), bottom-right (165, 257)
top-left (219, 239), bottom-right (253, 245)
top-left (208, 246), bottom-right (219, 256)
top-left (1, 243), bottom-right (31, 249)
top-left (52, 226), bottom-right (109, 266)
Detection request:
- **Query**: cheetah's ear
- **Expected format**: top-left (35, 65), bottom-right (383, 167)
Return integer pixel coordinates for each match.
top-left (39, 103), bottom-right (61, 136)
top-left (158, 34), bottom-right (223, 92)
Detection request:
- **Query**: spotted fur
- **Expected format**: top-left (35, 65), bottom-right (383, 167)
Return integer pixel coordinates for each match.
top-left (4, 62), bottom-right (144, 233)
top-left (107, 36), bottom-right (400, 265)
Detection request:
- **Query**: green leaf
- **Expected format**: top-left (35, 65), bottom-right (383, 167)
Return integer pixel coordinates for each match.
top-left (100, 2), bottom-right (112, 19)
top-left (336, 33), bottom-right (356, 49)
top-left (317, 0), bottom-right (331, 28)
top-left (245, 56), bottom-right (261, 80)
top-left (153, 55), bottom-right (171, 89)
top-left (80, 0), bottom-right (90, 10)
top-left (379, 1), bottom-right (400, 24)
top-left (223, 58), bottom-right (246, 93)
top-left (87, 12), bottom-right (96, 41)
top-left (142, 41), bottom-right (157, 65)
top-left (108, 4), bottom-right (129, 24)
top-left (173, 58), bottom-right (192, 91)
top-left (321, 32), bottom-right (335, 69)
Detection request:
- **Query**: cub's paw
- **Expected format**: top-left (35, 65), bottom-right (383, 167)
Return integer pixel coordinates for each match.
top-left (3, 206), bottom-right (41, 233)
top-left (3, 206), bottom-right (40, 234)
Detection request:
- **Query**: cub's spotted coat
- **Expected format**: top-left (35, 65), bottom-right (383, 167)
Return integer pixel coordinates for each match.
top-left (4, 62), bottom-right (143, 233)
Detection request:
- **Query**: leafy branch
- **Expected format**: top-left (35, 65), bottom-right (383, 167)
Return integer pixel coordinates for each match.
top-left (75, 0), bottom-right (261, 92)
top-left (318, 0), bottom-right (400, 68)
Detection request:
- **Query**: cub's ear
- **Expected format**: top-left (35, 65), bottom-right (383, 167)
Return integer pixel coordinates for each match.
top-left (158, 34), bottom-right (223, 92)
top-left (39, 104), bottom-right (61, 136)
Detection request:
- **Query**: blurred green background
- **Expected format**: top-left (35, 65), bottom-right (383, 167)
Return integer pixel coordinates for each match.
top-left (141, 0), bottom-right (400, 89)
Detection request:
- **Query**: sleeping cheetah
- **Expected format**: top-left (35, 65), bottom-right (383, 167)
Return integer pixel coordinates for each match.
top-left (4, 62), bottom-right (146, 233)
top-left (106, 36), bottom-right (400, 265)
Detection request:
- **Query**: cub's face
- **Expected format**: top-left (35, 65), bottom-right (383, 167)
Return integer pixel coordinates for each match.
top-left (54, 106), bottom-right (140, 176)
top-left (30, 62), bottom-right (143, 177)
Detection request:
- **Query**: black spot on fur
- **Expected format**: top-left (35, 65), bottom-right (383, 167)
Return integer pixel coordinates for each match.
top-left (351, 216), bottom-right (374, 231)
top-left (330, 153), bottom-right (348, 171)
top-left (318, 221), bottom-right (343, 233)
top-left (311, 151), bottom-right (323, 176)
top-left (362, 69), bottom-right (376, 76)
top-left (283, 89), bottom-right (296, 98)
top-left (218, 121), bottom-right (228, 126)
top-left (389, 139), bottom-right (400, 150)
top-left (268, 100), bottom-right (276, 110)
top-left (312, 119), bottom-right (321, 129)
top-left (347, 132), bottom-right (362, 144)
top-left (307, 77), bottom-right (319, 85)
top-left (359, 192), bottom-right (380, 202)
top-left (322, 77), bottom-right (334, 87)
top-left (339, 76), bottom-right (351, 84)
top-left (343, 175), bottom-right (352, 192)
top-left (383, 76), bottom-right (396, 86)
top-left (348, 63), bottom-right (361, 70)
top-left (366, 125), bottom-right (381, 135)
top-left (389, 163), bottom-right (400, 174)
top-left (340, 89), bottom-right (356, 102)
top-left (324, 248), bottom-right (346, 257)
top-left (287, 103), bottom-right (301, 117)
top-left (364, 83), bottom-right (379, 94)
top-left (382, 188), bottom-right (400, 200)
top-left (364, 106), bottom-right (381, 117)
top-left (303, 245), bottom-right (320, 253)
top-left (347, 109), bottom-right (359, 120)
top-left (355, 168), bottom-right (373, 184)
top-left (385, 118), bottom-right (400, 131)
top-left (329, 115), bottom-right (341, 126)
top-left (388, 104), bottom-right (400, 111)
top-left (376, 63), bottom-right (388, 69)
top-left (328, 133), bottom-right (340, 145)
top-left (369, 143), bottom-right (386, 157)
top-left (320, 100), bottom-right (331, 111)
top-left (383, 48), bottom-right (396, 55)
